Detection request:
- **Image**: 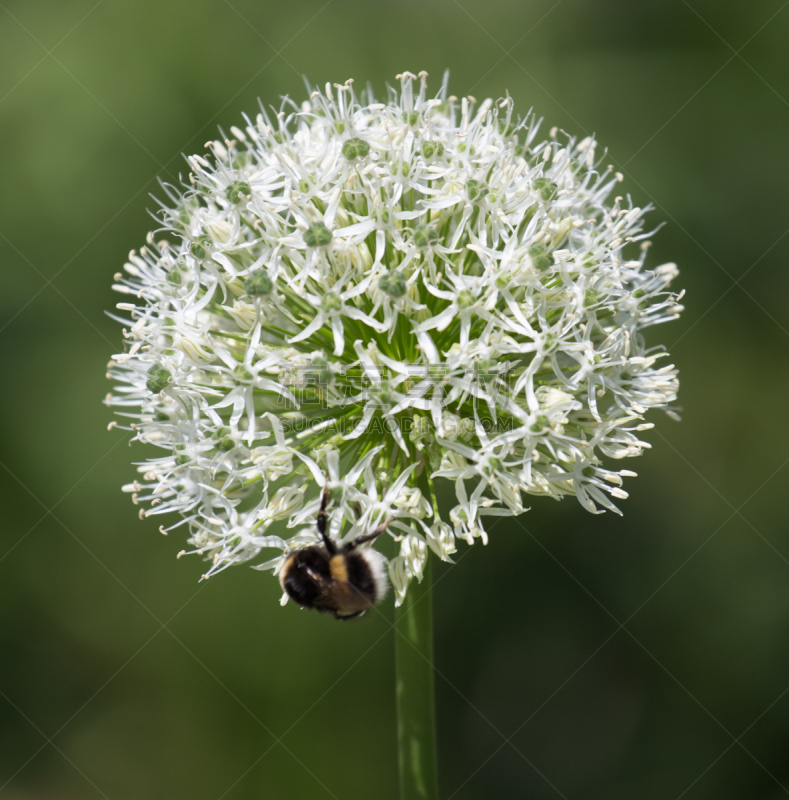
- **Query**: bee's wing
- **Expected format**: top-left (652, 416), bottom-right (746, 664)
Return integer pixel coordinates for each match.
top-left (313, 579), bottom-right (373, 616)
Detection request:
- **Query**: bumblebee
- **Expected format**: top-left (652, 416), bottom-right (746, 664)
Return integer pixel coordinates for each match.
top-left (279, 489), bottom-right (390, 619)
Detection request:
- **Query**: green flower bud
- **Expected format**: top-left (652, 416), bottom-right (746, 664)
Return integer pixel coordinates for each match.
top-left (533, 177), bottom-right (558, 201)
top-left (334, 121), bottom-right (346, 134)
top-left (305, 357), bottom-right (332, 387)
top-left (421, 140), bottom-right (444, 158)
top-left (413, 225), bottom-right (438, 248)
top-left (584, 289), bottom-right (599, 307)
top-left (391, 161), bottom-right (410, 176)
top-left (298, 179), bottom-right (310, 193)
top-left (146, 363), bottom-right (171, 393)
top-left (582, 466), bottom-right (596, 478)
top-left (533, 255), bottom-right (554, 271)
top-left (498, 120), bottom-right (515, 137)
top-left (528, 244), bottom-right (555, 271)
top-left (304, 222), bottom-right (333, 247)
top-left (225, 182), bottom-right (251, 204)
top-left (379, 270), bottom-right (407, 298)
top-left (189, 234), bottom-right (212, 260)
top-left (244, 269), bottom-right (273, 296)
top-left (234, 365), bottom-right (253, 382)
top-left (217, 437), bottom-right (235, 452)
top-left (321, 292), bottom-right (343, 312)
top-left (166, 269), bottom-right (182, 285)
top-left (457, 289), bottom-right (475, 309)
top-left (530, 414), bottom-right (548, 432)
top-left (342, 137), bottom-right (370, 160)
top-left (467, 179), bottom-right (488, 202)
top-left (175, 209), bottom-right (190, 230)
top-left (376, 379), bottom-right (394, 406)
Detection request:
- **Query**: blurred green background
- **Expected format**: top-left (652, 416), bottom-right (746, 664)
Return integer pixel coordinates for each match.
top-left (2, 0), bottom-right (788, 797)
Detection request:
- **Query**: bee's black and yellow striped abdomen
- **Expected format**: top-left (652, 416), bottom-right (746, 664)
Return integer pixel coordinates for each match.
top-left (280, 545), bottom-right (381, 620)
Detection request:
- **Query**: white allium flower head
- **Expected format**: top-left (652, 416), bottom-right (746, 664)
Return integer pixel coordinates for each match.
top-left (107, 71), bottom-right (683, 605)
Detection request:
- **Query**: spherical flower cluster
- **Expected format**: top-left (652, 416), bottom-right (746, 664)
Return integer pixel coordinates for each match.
top-left (106, 72), bottom-right (683, 604)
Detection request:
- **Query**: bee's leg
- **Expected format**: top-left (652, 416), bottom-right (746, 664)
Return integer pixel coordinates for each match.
top-left (317, 485), bottom-right (337, 554)
top-left (344, 519), bottom-right (392, 552)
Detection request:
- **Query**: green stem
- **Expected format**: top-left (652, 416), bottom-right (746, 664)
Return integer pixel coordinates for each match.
top-left (395, 462), bottom-right (440, 800)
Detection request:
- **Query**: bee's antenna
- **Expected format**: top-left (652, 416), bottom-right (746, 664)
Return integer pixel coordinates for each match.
top-left (344, 518), bottom-right (393, 552)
